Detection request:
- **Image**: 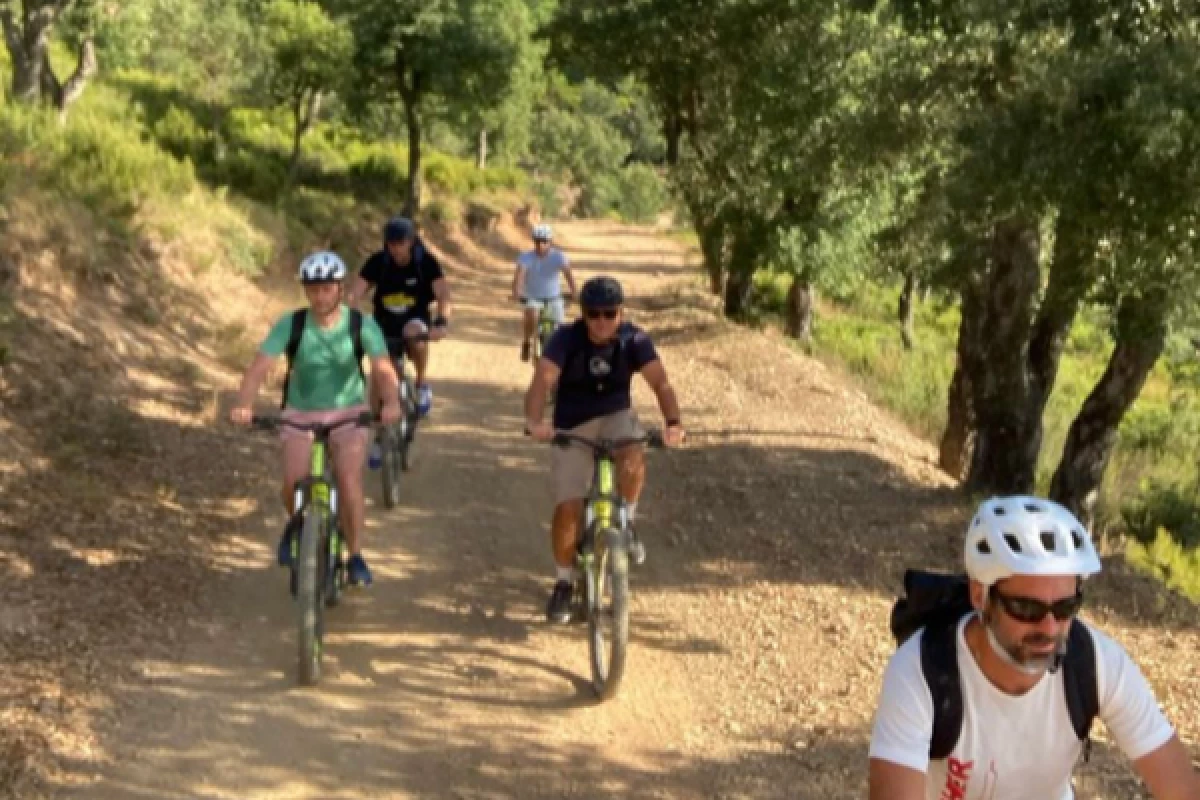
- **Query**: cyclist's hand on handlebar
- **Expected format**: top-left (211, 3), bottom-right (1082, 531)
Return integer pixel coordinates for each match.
top-left (230, 406), bottom-right (254, 427)
top-left (663, 423), bottom-right (686, 448)
top-left (526, 420), bottom-right (555, 442)
top-left (381, 399), bottom-right (403, 426)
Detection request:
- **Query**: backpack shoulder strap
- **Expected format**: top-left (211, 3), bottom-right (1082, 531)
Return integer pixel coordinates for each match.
top-left (281, 308), bottom-right (308, 409)
top-left (919, 616), bottom-right (966, 761)
top-left (1062, 619), bottom-right (1099, 760)
top-left (348, 308), bottom-right (366, 383)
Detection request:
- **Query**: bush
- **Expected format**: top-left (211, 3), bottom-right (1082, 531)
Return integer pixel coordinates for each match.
top-left (422, 197), bottom-right (462, 227)
top-left (423, 154), bottom-right (473, 196)
top-left (482, 165), bottom-right (527, 191)
top-left (1126, 527), bottom-right (1200, 601)
top-left (614, 164), bottom-right (668, 223)
top-left (1122, 479), bottom-right (1200, 550)
top-left (347, 143), bottom-right (408, 192)
top-left (153, 105), bottom-right (211, 161)
top-left (533, 176), bottom-right (565, 219)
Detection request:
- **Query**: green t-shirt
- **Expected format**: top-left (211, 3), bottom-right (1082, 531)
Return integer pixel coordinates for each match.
top-left (261, 306), bottom-right (387, 411)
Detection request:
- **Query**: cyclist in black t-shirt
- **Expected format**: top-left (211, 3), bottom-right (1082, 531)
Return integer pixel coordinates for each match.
top-left (347, 216), bottom-right (452, 417)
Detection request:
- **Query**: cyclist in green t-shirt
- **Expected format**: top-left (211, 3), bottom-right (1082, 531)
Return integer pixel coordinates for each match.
top-left (231, 251), bottom-right (402, 586)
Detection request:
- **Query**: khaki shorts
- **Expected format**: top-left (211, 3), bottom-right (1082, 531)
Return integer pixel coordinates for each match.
top-left (551, 410), bottom-right (643, 504)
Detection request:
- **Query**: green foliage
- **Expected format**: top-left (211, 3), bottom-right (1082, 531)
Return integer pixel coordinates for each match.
top-left (1126, 528), bottom-right (1200, 602)
top-left (0, 102), bottom-right (195, 217)
top-left (261, 0), bottom-right (351, 107)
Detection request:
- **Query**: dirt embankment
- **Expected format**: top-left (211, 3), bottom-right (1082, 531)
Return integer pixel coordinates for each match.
top-left (0, 200), bottom-right (1195, 799)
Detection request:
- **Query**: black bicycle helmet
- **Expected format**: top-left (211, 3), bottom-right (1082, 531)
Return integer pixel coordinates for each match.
top-left (580, 276), bottom-right (624, 308)
top-left (384, 216), bottom-right (415, 244)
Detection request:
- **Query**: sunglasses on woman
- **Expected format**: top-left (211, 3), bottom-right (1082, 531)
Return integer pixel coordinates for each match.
top-left (585, 308), bottom-right (619, 320)
top-left (991, 588), bottom-right (1084, 623)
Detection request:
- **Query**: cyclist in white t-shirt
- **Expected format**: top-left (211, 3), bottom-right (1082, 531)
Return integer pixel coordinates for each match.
top-left (869, 496), bottom-right (1198, 800)
top-left (512, 223), bottom-right (577, 362)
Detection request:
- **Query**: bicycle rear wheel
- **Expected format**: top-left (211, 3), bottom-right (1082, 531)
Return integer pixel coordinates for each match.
top-left (296, 512), bottom-right (325, 685)
top-left (400, 374), bottom-right (417, 470)
top-left (587, 526), bottom-right (629, 700)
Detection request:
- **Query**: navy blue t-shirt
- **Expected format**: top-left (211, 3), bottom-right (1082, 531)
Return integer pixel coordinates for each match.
top-left (544, 320), bottom-right (659, 430)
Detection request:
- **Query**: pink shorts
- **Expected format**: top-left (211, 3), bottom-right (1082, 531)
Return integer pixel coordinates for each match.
top-left (279, 405), bottom-right (370, 488)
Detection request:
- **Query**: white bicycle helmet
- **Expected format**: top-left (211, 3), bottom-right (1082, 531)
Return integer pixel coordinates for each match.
top-left (532, 223), bottom-right (553, 242)
top-left (297, 251), bottom-right (347, 284)
top-left (964, 496), bottom-right (1102, 586)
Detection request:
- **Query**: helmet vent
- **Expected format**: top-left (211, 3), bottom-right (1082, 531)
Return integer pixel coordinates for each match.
top-left (992, 506), bottom-right (1008, 517)
top-left (1040, 532), bottom-right (1057, 552)
top-left (1024, 502), bottom-right (1044, 513)
top-left (1003, 533), bottom-right (1023, 553)
top-left (1071, 529), bottom-right (1085, 549)
top-left (976, 540), bottom-right (991, 555)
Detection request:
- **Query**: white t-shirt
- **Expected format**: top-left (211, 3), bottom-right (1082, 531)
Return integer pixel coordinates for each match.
top-left (869, 616), bottom-right (1174, 800)
top-left (517, 248), bottom-right (569, 300)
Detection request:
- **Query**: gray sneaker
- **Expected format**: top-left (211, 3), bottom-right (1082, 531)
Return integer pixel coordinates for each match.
top-left (629, 529), bottom-right (646, 566)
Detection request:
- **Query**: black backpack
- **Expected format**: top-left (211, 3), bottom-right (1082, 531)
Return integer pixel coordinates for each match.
top-left (280, 308), bottom-right (366, 409)
top-left (889, 569), bottom-right (1099, 762)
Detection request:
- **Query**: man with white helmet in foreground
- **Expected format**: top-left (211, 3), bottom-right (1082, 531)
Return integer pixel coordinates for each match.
top-left (869, 496), bottom-right (1198, 800)
top-left (230, 251), bottom-right (402, 587)
top-left (512, 223), bottom-right (577, 362)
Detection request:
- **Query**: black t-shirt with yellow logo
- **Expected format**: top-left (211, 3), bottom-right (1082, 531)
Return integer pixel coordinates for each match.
top-left (359, 240), bottom-right (444, 338)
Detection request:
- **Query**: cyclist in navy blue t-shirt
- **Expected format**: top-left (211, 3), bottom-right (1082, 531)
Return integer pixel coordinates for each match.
top-left (525, 276), bottom-right (685, 623)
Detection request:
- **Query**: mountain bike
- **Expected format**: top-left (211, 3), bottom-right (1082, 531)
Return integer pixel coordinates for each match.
top-left (530, 298), bottom-right (559, 363)
top-left (518, 295), bottom-right (571, 363)
top-left (252, 410), bottom-right (374, 686)
top-left (378, 333), bottom-right (428, 509)
top-left (551, 428), bottom-right (664, 700)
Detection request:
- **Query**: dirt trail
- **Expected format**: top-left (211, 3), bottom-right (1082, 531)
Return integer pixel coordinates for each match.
top-left (48, 220), bottom-right (1197, 799)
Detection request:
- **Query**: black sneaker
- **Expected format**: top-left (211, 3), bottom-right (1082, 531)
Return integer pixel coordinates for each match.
top-left (545, 580), bottom-right (573, 624)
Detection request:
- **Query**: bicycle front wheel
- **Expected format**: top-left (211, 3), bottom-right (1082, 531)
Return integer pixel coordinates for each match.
top-left (296, 512), bottom-right (325, 686)
top-left (587, 527), bottom-right (630, 700)
top-left (380, 427), bottom-right (401, 509)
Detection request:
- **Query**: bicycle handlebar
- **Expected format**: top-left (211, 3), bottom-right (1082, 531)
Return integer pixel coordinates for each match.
top-left (250, 410), bottom-right (376, 434)
top-left (547, 428), bottom-right (665, 451)
top-left (385, 332), bottom-right (431, 348)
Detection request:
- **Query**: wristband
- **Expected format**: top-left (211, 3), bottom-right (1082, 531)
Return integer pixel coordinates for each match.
top-left (433, 316), bottom-right (449, 328)
top-left (666, 418), bottom-right (681, 427)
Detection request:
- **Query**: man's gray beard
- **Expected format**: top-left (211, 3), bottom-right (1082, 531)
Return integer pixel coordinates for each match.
top-left (982, 611), bottom-right (1063, 676)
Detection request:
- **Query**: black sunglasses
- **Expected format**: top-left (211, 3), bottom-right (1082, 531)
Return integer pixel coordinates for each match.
top-left (991, 588), bottom-right (1083, 624)
top-left (585, 308), bottom-right (619, 320)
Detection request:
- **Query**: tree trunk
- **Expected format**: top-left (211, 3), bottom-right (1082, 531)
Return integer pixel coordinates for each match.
top-left (1, 3), bottom-right (57, 104)
top-left (663, 102), bottom-right (682, 167)
top-left (403, 98), bottom-right (422, 216)
top-left (1017, 213), bottom-right (1093, 477)
top-left (476, 128), bottom-right (488, 170)
top-left (939, 272), bottom-right (986, 480)
top-left (785, 278), bottom-right (814, 341)
top-left (396, 48), bottom-right (423, 216)
top-left (723, 229), bottom-right (759, 319)
top-left (1050, 288), bottom-right (1170, 527)
top-left (965, 218), bottom-right (1042, 494)
top-left (899, 271), bottom-right (918, 350)
top-left (697, 215), bottom-right (726, 296)
top-left (284, 88), bottom-right (322, 195)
